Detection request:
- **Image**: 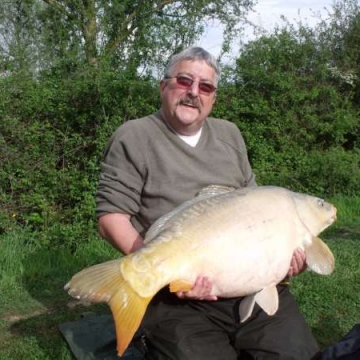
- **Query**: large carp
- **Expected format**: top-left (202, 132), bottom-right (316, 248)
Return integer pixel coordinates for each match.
top-left (65, 186), bottom-right (337, 356)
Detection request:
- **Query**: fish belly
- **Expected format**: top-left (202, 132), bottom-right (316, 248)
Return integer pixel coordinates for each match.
top-left (125, 188), bottom-right (304, 299)
top-left (172, 212), bottom-right (302, 298)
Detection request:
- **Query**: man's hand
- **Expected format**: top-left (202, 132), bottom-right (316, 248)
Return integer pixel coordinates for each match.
top-left (287, 248), bottom-right (307, 277)
top-left (176, 276), bottom-right (218, 301)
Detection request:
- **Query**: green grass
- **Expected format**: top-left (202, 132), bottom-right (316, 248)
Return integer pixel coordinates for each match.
top-left (292, 237), bottom-right (360, 347)
top-left (291, 194), bottom-right (360, 347)
top-left (0, 229), bottom-right (119, 359)
top-left (0, 195), bottom-right (359, 358)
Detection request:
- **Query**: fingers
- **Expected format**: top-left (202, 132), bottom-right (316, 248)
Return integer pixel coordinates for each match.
top-left (176, 276), bottom-right (218, 301)
top-left (288, 248), bottom-right (307, 277)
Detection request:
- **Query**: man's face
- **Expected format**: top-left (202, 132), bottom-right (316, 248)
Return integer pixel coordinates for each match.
top-left (160, 60), bottom-right (217, 135)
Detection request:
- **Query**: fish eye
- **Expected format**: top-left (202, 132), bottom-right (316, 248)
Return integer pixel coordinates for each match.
top-left (317, 198), bottom-right (325, 207)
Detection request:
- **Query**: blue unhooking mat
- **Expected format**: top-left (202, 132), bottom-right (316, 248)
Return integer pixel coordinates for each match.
top-left (321, 324), bottom-right (360, 360)
top-left (59, 313), bottom-right (146, 360)
top-left (59, 315), bottom-right (360, 360)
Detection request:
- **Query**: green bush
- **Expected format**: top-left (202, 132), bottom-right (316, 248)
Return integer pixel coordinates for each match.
top-left (1, 7), bottom-right (360, 248)
top-left (213, 25), bottom-right (359, 196)
top-left (0, 66), bottom-right (159, 244)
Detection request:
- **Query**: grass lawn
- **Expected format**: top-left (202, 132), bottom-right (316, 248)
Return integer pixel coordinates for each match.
top-left (0, 230), bottom-right (119, 360)
top-left (0, 195), bottom-right (359, 359)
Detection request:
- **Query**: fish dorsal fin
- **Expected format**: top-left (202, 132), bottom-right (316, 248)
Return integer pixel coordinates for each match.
top-left (144, 185), bottom-right (236, 243)
top-left (239, 294), bottom-right (256, 322)
top-left (304, 236), bottom-right (335, 275)
top-left (196, 185), bottom-right (236, 196)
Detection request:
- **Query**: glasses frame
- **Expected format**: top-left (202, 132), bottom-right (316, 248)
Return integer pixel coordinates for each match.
top-left (165, 75), bottom-right (217, 95)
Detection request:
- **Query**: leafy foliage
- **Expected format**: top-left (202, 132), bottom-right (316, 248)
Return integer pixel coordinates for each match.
top-left (0, 65), bottom-right (159, 240)
top-left (213, 15), bottom-right (360, 195)
top-left (0, 0), bottom-right (255, 72)
top-left (0, 4), bottom-right (359, 359)
top-left (0, 0), bottom-right (359, 247)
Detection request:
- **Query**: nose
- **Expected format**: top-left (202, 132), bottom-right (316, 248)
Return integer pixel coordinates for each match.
top-left (188, 81), bottom-right (200, 97)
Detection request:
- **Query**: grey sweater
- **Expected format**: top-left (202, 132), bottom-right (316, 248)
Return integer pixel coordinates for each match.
top-left (96, 111), bottom-right (256, 235)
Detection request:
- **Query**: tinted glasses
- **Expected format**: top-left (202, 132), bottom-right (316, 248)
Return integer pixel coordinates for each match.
top-left (165, 75), bottom-right (217, 95)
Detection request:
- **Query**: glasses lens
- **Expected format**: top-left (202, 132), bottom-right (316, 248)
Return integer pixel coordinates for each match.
top-left (176, 76), bottom-right (193, 87)
top-left (173, 76), bottom-right (216, 94)
top-left (198, 82), bottom-right (216, 94)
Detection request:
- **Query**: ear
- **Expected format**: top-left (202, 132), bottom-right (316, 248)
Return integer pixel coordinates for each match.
top-left (159, 79), bottom-right (166, 92)
top-left (212, 92), bottom-right (217, 104)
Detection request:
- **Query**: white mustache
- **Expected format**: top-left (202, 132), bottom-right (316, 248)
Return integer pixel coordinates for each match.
top-left (178, 96), bottom-right (201, 110)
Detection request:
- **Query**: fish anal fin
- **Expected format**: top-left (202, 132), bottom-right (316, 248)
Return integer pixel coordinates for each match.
top-left (255, 286), bottom-right (279, 316)
top-left (305, 236), bottom-right (335, 275)
top-left (109, 282), bottom-right (152, 356)
top-left (239, 294), bottom-right (256, 322)
top-left (169, 280), bottom-right (193, 293)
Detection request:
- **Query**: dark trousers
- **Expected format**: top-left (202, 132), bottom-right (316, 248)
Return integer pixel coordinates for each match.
top-left (141, 284), bottom-right (320, 360)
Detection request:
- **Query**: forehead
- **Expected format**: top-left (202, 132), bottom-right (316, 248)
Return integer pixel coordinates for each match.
top-left (171, 60), bottom-right (216, 82)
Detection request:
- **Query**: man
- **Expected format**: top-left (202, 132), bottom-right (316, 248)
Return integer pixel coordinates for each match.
top-left (96, 47), bottom-right (319, 360)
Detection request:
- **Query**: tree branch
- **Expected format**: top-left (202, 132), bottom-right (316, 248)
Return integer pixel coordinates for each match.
top-left (42, 0), bottom-right (73, 19)
top-left (105, 0), bottom-right (176, 55)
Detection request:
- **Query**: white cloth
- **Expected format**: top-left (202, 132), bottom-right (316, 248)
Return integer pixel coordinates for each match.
top-left (176, 128), bottom-right (203, 147)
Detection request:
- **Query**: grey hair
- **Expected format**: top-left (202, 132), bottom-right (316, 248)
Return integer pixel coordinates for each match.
top-left (164, 47), bottom-right (220, 85)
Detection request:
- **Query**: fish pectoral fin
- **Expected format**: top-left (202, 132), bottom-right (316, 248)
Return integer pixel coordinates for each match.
top-left (109, 283), bottom-right (152, 356)
top-left (239, 286), bottom-right (279, 323)
top-left (254, 286), bottom-right (279, 316)
top-left (304, 236), bottom-right (335, 275)
top-left (239, 294), bottom-right (256, 322)
top-left (65, 259), bottom-right (154, 356)
top-left (169, 280), bottom-right (193, 293)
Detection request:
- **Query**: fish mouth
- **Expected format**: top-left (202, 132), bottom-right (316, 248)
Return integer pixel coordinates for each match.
top-left (318, 214), bottom-right (337, 234)
top-left (331, 207), bottom-right (337, 223)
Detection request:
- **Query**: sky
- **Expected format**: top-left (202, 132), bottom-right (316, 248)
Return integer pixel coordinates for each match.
top-left (199, 0), bottom-right (335, 59)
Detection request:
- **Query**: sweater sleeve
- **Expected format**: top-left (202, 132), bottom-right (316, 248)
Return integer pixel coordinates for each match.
top-left (96, 122), bottom-right (146, 218)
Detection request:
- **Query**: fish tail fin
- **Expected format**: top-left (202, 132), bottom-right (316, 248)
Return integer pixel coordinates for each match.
top-left (305, 236), bottom-right (335, 275)
top-left (109, 282), bottom-right (152, 356)
top-left (65, 259), bottom-right (152, 356)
